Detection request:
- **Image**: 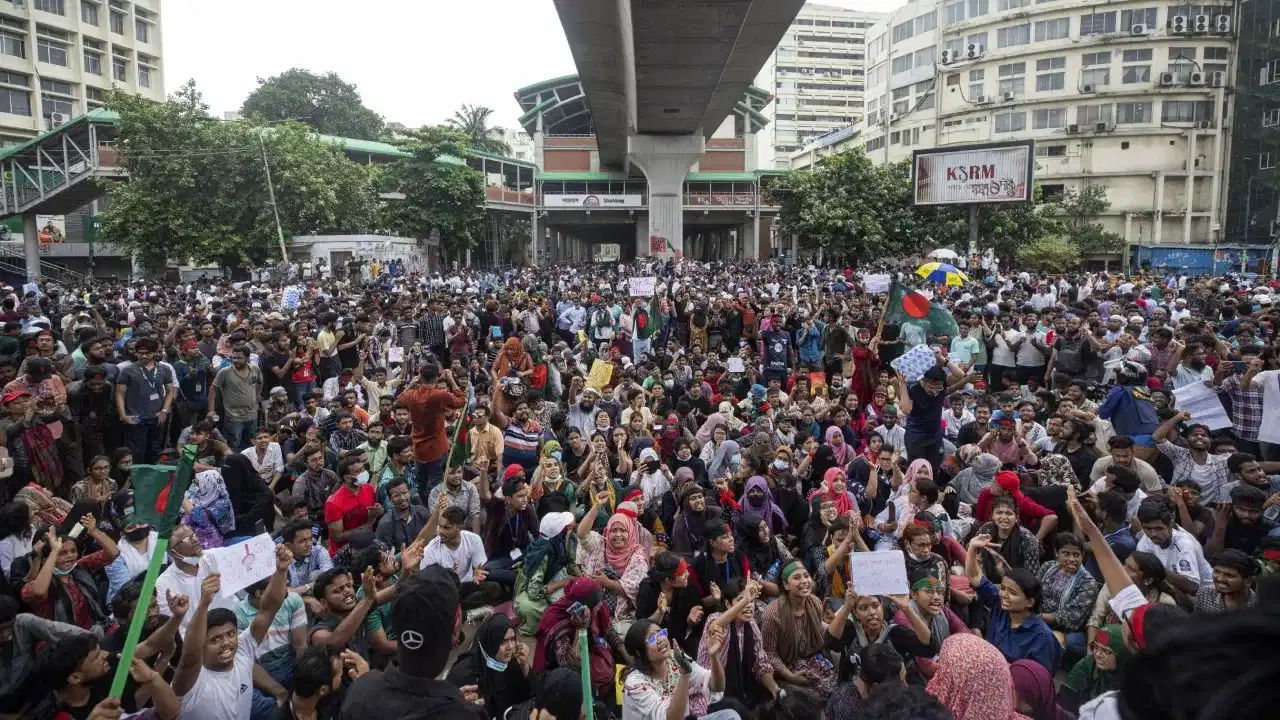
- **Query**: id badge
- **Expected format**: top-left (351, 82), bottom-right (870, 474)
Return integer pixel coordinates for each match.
top-left (509, 548), bottom-right (522, 561)
top-left (149, 393), bottom-right (160, 401)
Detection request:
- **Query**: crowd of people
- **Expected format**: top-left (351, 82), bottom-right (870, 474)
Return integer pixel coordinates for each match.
top-left (0, 257), bottom-right (1278, 720)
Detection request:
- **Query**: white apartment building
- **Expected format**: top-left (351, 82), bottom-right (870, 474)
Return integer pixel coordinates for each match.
top-left (0, 0), bottom-right (163, 145)
top-left (493, 126), bottom-right (534, 163)
top-left (817, 0), bottom-right (1234, 254)
top-left (756, 3), bottom-right (884, 169)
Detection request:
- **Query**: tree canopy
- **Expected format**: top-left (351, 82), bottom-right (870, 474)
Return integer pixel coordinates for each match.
top-left (241, 68), bottom-right (384, 140)
top-left (447, 104), bottom-right (511, 156)
top-left (99, 81), bottom-right (378, 271)
top-left (379, 126), bottom-right (488, 260)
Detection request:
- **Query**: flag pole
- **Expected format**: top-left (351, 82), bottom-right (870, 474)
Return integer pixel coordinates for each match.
top-left (874, 281), bottom-right (895, 340)
top-left (579, 627), bottom-right (595, 720)
top-left (108, 537), bottom-right (169, 697)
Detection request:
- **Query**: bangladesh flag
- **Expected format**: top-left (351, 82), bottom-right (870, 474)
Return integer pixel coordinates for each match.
top-left (883, 281), bottom-right (960, 341)
top-left (127, 445), bottom-right (197, 538)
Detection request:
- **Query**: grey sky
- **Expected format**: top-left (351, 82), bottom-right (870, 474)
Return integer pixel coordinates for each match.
top-left (162, 0), bottom-right (903, 131)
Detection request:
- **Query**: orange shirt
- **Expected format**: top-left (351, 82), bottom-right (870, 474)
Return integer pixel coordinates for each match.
top-left (398, 384), bottom-right (467, 463)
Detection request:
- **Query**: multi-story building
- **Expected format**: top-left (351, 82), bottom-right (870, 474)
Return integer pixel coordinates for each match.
top-left (756, 3), bottom-right (884, 169)
top-left (811, 0), bottom-right (1238, 271)
top-left (0, 0), bottom-right (163, 146)
top-left (493, 127), bottom-right (534, 163)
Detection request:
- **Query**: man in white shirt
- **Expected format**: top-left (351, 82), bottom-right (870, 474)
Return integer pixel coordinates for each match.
top-left (155, 525), bottom-right (235, 638)
top-left (420, 504), bottom-right (502, 614)
top-left (174, 541), bottom-right (294, 720)
top-left (1242, 359), bottom-right (1280, 455)
top-left (1135, 495), bottom-right (1213, 595)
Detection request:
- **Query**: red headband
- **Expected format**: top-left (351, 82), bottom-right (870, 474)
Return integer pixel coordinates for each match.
top-left (616, 507), bottom-right (638, 520)
top-left (1129, 603), bottom-right (1153, 650)
top-left (675, 558), bottom-right (688, 576)
top-left (1263, 549), bottom-right (1280, 562)
top-left (624, 489), bottom-right (643, 503)
top-left (912, 517), bottom-right (933, 528)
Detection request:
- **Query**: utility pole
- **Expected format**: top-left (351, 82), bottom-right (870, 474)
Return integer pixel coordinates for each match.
top-left (257, 128), bottom-right (288, 263)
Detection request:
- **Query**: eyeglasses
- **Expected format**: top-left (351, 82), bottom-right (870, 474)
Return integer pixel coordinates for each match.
top-left (645, 628), bottom-right (669, 646)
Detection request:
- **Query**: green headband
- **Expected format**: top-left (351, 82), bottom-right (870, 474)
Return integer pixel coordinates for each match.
top-left (911, 576), bottom-right (941, 592)
top-left (780, 560), bottom-right (803, 582)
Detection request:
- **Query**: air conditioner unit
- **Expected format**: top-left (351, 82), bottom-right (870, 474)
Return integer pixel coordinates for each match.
top-left (1215, 14), bottom-right (1231, 33)
top-left (1002, 91), bottom-right (1017, 101)
top-left (1197, 120), bottom-right (1214, 129)
top-left (889, 112), bottom-right (900, 122)
top-left (1066, 123), bottom-right (1080, 134)
top-left (940, 49), bottom-right (954, 64)
top-left (1210, 71), bottom-right (1227, 87)
top-left (1194, 14), bottom-right (1210, 32)
top-left (966, 43), bottom-right (985, 59)
top-left (1081, 83), bottom-right (1096, 93)
top-left (1095, 121), bottom-right (1111, 132)
top-left (1130, 23), bottom-right (1149, 36)
top-left (1171, 15), bottom-right (1189, 33)
top-left (975, 94), bottom-right (992, 104)
top-left (49, 112), bottom-right (68, 127)
top-left (1188, 71), bottom-right (1206, 86)
top-left (1158, 72), bottom-right (1176, 86)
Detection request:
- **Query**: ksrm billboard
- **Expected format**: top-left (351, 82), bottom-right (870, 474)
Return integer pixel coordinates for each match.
top-left (911, 140), bottom-right (1034, 205)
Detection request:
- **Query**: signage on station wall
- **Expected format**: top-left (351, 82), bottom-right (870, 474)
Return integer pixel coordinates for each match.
top-left (544, 194), bottom-right (644, 209)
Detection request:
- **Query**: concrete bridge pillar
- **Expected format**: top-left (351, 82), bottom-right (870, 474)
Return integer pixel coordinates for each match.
top-left (628, 134), bottom-right (703, 259)
top-left (22, 214), bottom-right (38, 281)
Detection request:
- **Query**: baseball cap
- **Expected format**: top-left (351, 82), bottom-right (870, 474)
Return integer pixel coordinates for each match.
top-left (392, 567), bottom-right (460, 669)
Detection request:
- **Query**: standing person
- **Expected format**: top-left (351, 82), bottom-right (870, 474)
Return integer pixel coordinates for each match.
top-left (397, 363), bottom-right (467, 501)
top-left (209, 345), bottom-right (264, 452)
top-left (115, 337), bottom-right (173, 464)
top-left (896, 365), bottom-right (949, 475)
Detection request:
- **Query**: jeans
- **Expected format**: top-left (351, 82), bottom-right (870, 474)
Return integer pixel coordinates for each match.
top-left (482, 554), bottom-right (519, 591)
top-left (249, 644), bottom-right (295, 720)
top-left (905, 433), bottom-right (943, 478)
top-left (222, 417), bottom-right (259, 452)
top-left (415, 457), bottom-right (446, 504)
top-left (292, 379), bottom-right (316, 409)
top-left (125, 419), bottom-right (165, 464)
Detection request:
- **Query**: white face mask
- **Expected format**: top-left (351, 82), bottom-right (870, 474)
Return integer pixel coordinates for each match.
top-left (171, 552), bottom-right (199, 568)
top-left (773, 459), bottom-right (789, 470)
top-left (356, 471), bottom-right (370, 486)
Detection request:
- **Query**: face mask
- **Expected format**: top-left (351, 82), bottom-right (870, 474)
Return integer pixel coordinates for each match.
top-left (481, 646), bottom-right (508, 672)
top-left (550, 450), bottom-right (563, 461)
top-left (645, 460), bottom-right (660, 472)
top-left (124, 526), bottom-right (152, 542)
top-left (663, 380), bottom-right (674, 389)
top-left (773, 459), bottom-right (789, 470)
top-left (678, 450), bottom-right (691, 461)
top-left (172, 552), bottom-right (199, 568)
top-left (730, 454), bottom-right (742, 467)
top-left (356, 471), bottom-right (370, 486)
top-left (53, 565), bottom-right (74, 576)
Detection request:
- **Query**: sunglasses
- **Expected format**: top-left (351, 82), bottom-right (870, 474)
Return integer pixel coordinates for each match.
top-left (646, 628), bottom-right (669, 646)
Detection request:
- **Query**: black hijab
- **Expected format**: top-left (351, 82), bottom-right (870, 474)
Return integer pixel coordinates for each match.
top-left (449, 613), bottom-right (532, 719)
top-left (736, 512), bottom-right (779, 577)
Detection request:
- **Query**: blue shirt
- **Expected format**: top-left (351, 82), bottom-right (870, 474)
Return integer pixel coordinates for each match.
top-left (1097, 385), bottom-right (1159, 437)
top-left (795, 323), bottom-right (824, 363)
top-left (975, 576), bottom-right (1063, 673)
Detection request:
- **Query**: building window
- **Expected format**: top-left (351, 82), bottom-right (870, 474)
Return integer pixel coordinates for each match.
top-left (86, 85), bottom-right (103, 107)
top-left (135, 18), bottom-right (149, 42)
top-left (891, 55), bottom-right (913, 74)
top-left (1082, 51), bottom-right (1111, 66)
top-left (81, 0), bottom-right (99, 25)
top-left (0, 86), bottom-right (30, 116)
top-left (1033, 107), bottom-right (1066, 128)
top-left (37, 37), bottom-right (68, 67)
top-left (1041, 183), bottom-right (1066, 200)
top-left (913, 46), bottom-right (935, 67)
top-left (109, 10), bottom-right (123, 34)
top-left (1119, 8), bottom-right (1157, 28)
top-left (0, 29), bottom-right (25, 59)
top-left (1034, 18), bottom-right (1069, 41)
top-left (892, 20), bottom-right (914, 43)
top-left (1121, 65), bottom-right (1150, 83)
top-left (1264, 108), bottom-right (1280, 126)
top-left (1081, 67), bottom-right (1110, 87)
top-left (33, 0), bottom-right (64, 15)
top-left (994, 110), bottom-right (1026, 133)
top-left (915, 11), bottom-right (936, 33)
top-left (1204, 47), bottom-right (1228, 60)
top-left (946, 38), bottom-right (964, 56)
top-left (969, 68), bottom-right (985, 99)
top-left (998, 62), bottom-right (1025, 97)
top-left (946, 0), bottom-right (965, 24)
top-left (1161, 99), bottom-right (1213, 122)
top-left (112, 56), bottom-right (126, 82)
top-left (1036, 57), bottom-right (1066, 91)
top-left (998, 0), bottom-right (1029, 10)
top-left (0, 71), bottom-right (28, 87)
top-left (1123, 49), bottom-right (1152, 62)
top-left (997, 23), bottom-right (1030, 48)
top-left (1036, 144), bottom-right (1067, 156)
top-left (969, 0), bottom-right (989, 18)
top-left (1116, 101), bottom-right (1152, 123)
top-left (138, 54), bottom-right (153, 87)
top-left (1261, 152), bottom-right (1275, 170)
top-left (1079, 11), bottom-right (1117, 35)
top-left (967, 31), bottom-right (988, 49)
top-left (1077, 103), bottom-right (1113, 125)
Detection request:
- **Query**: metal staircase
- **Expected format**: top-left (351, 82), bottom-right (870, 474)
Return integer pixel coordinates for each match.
top-left (0, 242), bottom-right (86, 285)
top-left (0, 108), bottom-right (126, 218)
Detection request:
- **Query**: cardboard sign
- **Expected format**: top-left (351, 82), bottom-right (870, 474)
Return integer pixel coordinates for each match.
top-left (847, 550), bottom-right (910, 596)
top-left (387, 346), bottom-right (405, 364)
top-left (586, 359), bottom-right (613, 390)
top-left (891, 344), bottom-right (937, 383)
top-left (726, 357), bottom-right (746, 373)
top-left (861, 274), bottom-right (892, 294)
top-left (629, 277), bottom-right (656, 297)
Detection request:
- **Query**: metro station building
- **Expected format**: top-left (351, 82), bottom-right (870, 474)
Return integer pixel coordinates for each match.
top-left (511, 75), bottom-right (788, 265)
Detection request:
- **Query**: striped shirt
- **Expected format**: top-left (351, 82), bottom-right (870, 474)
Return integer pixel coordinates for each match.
top-left (503, 421), bottom-right (542, 475)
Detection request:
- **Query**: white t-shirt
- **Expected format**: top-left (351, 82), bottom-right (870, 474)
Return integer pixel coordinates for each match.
top-left (178, 629), bottom-right (260, 720)
top-left (1135, 526), bottom-right (1213, 587)
top-left (1255, 371), bottom-right (1280, 445)
top-left (421, 531), bottom-right (487, 582)
top-left (155, 562), bottom-right (236, 638)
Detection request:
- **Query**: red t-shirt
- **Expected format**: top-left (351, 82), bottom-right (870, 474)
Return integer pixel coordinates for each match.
top-left (324, 483), bottom-right (376, 555)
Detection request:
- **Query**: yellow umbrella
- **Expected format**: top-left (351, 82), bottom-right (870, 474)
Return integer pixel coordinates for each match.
top-left (916, 262), bottom-right (969, 286)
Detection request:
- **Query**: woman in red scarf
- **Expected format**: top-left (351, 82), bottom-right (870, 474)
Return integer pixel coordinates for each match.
top-left (533, 577), bottom-right (624, 695)
top-left (974, 471), bottom-right (1058, 536)
top-left (849, 328), bottom-right (880, 418)
top-left (808, 467), bottom-right (859, 517)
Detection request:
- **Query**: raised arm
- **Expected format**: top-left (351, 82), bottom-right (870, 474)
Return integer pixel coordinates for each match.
top-left (249, 545), bottom-right (295, 644)
top-left (173, 573), bottom-right (222, 697)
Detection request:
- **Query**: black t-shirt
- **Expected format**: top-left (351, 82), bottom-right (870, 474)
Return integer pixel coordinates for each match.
top-left (904, 382), bottom-right (945, 440)
top-left (761, 330), bottom-right (792, 371)
top-left (311, 613), bottom-right (371, 660)
top-left (263, 351), bottom-right (295, 394)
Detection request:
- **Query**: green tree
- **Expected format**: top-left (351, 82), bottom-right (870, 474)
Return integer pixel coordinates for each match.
top-left (241, 68), bottom-right (384, 140)
top-left (1056, 184), bottom-right (1123, 257)
top-left (876, 160), bottom-right (968, 256)
top-left (447, 104), bottom-right (511, 155)
top-left (1016, 236), bottom-right (1081, 273)
top-left (380, 126), bottom-right (488, 261)
top-left (99, 81), bottom-right (378, 272)
top-left (975, 189), bottom-right (1061, 269)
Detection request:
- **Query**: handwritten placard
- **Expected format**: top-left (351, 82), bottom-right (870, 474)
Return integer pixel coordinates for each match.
top-left (201, 533), bottom-right (277, 599)
top-left (861, 274), bottom-right (892, 294)
top-left (1173, 381), bottom-right (1231, 431)
top-left (586, 359), bottom-right (613, 390)
top-left (387, 346), bottom-right (405, 364)
top-left (726, 357), bottom-right (746, 374)
top-left (629, 277), bottom-right (656, 297)
top-left (847, 550), bottom-right (910, 596)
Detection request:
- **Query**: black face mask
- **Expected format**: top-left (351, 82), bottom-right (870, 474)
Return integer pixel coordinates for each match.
top-left (645, 460), bottom-right (660, 472)
top-left (124, 525), bottom-right (151, 542)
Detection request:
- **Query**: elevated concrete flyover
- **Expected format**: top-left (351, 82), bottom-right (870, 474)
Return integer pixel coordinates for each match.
top-left (548, 0), bottom-right (802, 259)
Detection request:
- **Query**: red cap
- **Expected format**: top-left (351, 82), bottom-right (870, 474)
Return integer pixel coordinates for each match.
top-left (1, 389), bottom-right (29, 404)
top-left (503, 464), bottom-right (525, 481)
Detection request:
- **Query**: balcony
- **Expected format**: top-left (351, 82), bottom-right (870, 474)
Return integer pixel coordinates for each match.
top-left (486, 186), bottom-right (536, 206)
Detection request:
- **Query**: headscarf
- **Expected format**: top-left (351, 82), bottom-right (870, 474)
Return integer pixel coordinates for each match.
top-left (15, 483), bottom-right (70, 527)
top-left (953, 453), bottom-right (1001, 505)
top-left (926, 633), bottom-right (1032, 720)
top-left (813, 467), bottom-right (854, 516)
top-left (742, 475), bottom-right (787, 533)
top-left (494, 337), bottom-right (529, 378)
top-left (471, 614), bottom-right (531, 719)
top-left (706, 438), bottom-right (740, 481)
top-left (824, 425), bottom-right (851, 466)
top-left (534, 578), bottom-right (612, 680)
top-left (1037, 453), bottom-right (1077, 488)
top-left (718, 401), bottom-right (746, 432)
top-left (603, 512), bottom-right (643, 572)
top-left (975, 471), bottom-right (1025, 523)
top-left (520, 511), bottom-right (574, 591)
top-left (188, 470), bottom-right (236, 536)
top-left (1062, 624), bottom-right (1131, 705)
top-left (696, 413), bottom-right (728, 445)
top-left (657, 414), bottom-right (680, 459)
top-left (1010, 659), bottom-right (1066, 720)
top-left (736, 512), bottom-right (780, 577)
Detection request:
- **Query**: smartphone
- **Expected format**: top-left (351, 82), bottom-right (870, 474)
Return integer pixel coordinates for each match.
top-left (1229, 361), bottom-right (1247, 374)
top-left (568, 601), bottom-right (587, 619)
top-left (68, 523), bottom-right (85, 539)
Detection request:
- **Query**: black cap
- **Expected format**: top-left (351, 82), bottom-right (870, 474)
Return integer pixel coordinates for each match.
top-left (391, 567), bottom-right (459, 670)
top-left (536, 668), bottom-right (584, 720)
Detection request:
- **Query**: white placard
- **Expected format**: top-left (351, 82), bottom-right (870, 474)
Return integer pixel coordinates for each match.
top-left (629, 277), bottom-right (656, 297)
top-left (202, 533), bottom-right (277, 599)
top-left (1172, 381), bottom-right (1232, 431)
top-left (890, 344), bottom-right (937, 383)
top-left (861, 274), bottom-right (892, 294)
top-left (387, 346), bottom-right (405, 364)
top-left (726, 357), bottom-right (745, 373)
top-left (847, 550), bottom-right (910, 596)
